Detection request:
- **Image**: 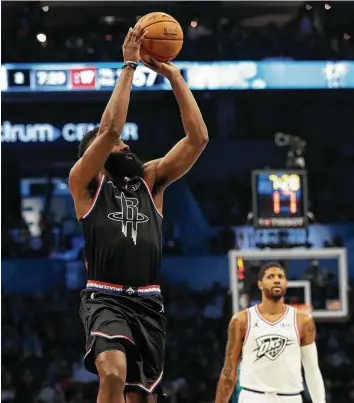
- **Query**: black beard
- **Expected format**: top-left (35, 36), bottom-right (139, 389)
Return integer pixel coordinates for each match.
top-left (104, 151), bottom-right (144, 180)
top-left (269, 294), bottom-right (283, 301)
top-left (264, 288), bottom-right (286, 301)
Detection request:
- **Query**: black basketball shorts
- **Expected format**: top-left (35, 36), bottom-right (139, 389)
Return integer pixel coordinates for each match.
top-left (79, 283), bottom-right (167, 395)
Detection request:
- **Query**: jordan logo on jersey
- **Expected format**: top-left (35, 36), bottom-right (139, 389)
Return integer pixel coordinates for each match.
top-left (254, 335), bottom-right (291, 361)
top-left (108, 192), bottom-right (149, 245)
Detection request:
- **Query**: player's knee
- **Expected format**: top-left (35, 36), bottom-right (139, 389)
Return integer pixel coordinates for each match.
top-left (96, 350), bottom-right (127, 391)
top-left (100, 366), bottom-right (125, 384)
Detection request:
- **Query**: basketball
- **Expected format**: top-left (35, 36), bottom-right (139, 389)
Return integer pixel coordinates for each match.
top-left (138, 12), bottom-right (183, 62)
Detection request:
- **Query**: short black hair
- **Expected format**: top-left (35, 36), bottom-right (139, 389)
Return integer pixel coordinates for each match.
top-left (78, 127), bottom-right (99, 159)
top-left (258, 262), bottom-right (286, 281)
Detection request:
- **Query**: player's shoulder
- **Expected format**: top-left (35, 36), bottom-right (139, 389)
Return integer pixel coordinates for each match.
top-left (230, 310), bottom-right (248, 327)
top-left (141, 159), bottom-right (162, 190)
top-left (68, 160), bottom-right (81, 193)
top-left (296, 309), bottom-right (313, 326)
top-left (143, 159), bottom-right (161, 169)
top-left (142, 159), bottom-right (161, 178)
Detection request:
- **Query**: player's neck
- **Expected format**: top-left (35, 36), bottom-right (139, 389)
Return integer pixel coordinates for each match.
top-left (103, 170), bottom-right (127, 187)
top-left (259, 298), bottom-right (285, 315)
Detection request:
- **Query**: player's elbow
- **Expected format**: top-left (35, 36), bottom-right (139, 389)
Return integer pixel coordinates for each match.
top-left (220, 366), bottom-right (237, 388)
top-left (187, 126), bottom-right (209, 146)
top-left (195, 124), bottom-right (209, 145)
top-left (97, 127), bottom-right (119, 139)
top-left (98, 115), bottom-right (122, 139)
top-left (222, 373), bottom-right (236, 388)
top-left (199, 121), bottom-right (209, 140)
top-left (200, 131), bottom-right (209, 145)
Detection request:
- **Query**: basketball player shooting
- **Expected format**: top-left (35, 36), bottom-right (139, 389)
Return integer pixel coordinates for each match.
top-left (215, 262), bottom-right (326, 403)
top-left (68, 23), bottom-right (208, 403)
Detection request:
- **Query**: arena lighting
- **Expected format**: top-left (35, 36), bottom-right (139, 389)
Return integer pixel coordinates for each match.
top-left (190, 21), bottom-right (198, 28)
top-left (324, 3), bottom-right (331, 10)
top-left (103, 16), bottom-right (115, 24)
top-left (36, 33), bottom-right (47, 43)
top-left (42, 6), bottom-right (49, 12)
top-left (274, 132), bottom-right (307, 169)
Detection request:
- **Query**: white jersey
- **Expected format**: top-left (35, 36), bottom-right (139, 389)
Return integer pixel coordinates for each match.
top-left (240, 305), bottom-right (303, 394)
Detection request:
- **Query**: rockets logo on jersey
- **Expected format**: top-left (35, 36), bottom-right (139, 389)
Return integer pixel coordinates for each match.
top-left (108, 192), bottom-right (149, 245)
top-left (254, 335), bottom-right (293, 361)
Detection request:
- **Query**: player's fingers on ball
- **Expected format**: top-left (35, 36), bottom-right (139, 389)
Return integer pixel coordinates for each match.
top-left (143, 56), bottom-right (154, 67)
top-left (126, 27), bottom-right (133, 39)
top-left (142, 60), bottom-right (153, 69)
top-left (133, 21), bottom-right (141, 32)
top-left (133, 23), bottom-right (143, 37)
top-left (130, 26), bottom-right (140, 41)
top-left (147, 57), bottom-right (159, 67)
top-left (134, 26), bottom-right (145, 42)
top-left (143, 62), bottom-right (154, 69)
top-left (140, 54), bottom-right (149, 64)
top-left (123, 27), bottom-right (133, 44)
top-left (137, 30), bottom-right (148, 43)
top-left (141, 59), bottom-right (150, 68)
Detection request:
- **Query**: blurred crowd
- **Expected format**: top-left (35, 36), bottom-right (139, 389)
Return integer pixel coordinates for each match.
top-left (191, 174), bottom-right (252, 227)
top-left (2, 153), bottom-right (354, 259)
top-left (191, 166), bottom-right (354, 228)
top-left (2, 3), bottom-right (354, 63)
top-left (1, 210), bottom-right (184, 259)
top-left (2, 280), bottom-right (354, 403)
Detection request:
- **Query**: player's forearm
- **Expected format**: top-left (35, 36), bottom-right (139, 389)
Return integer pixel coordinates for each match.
top-left (99, 67), bottom-right (135, 137)
top-left (169, 72), bottom-right (208, 144)
top-left (215, 373), bottom-right (237, 403)
top-left (301, 344), bottom-right (326, 403)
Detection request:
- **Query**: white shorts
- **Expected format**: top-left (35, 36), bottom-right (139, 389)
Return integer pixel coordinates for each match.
top-left (239, 389), bottom-right (302, 403)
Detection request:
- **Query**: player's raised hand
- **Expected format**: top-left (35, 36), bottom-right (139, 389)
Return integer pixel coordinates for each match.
top-left (122, 24), bottom-right (148, 62)
top-left (141, 56), bottom-right (180, 80)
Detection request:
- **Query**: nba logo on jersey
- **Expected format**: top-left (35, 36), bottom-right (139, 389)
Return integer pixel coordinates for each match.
top-left (255, 335), bottom-right (290, 361)
top-left (129, 182), bottom-right (140, 191)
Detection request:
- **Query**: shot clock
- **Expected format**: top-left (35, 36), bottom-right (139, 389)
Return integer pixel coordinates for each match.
top-left (252, 170), bottom-right (309, 229)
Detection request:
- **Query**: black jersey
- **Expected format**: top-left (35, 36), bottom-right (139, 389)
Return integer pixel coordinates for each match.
top-left (80, 175), bottom-right (163, 286)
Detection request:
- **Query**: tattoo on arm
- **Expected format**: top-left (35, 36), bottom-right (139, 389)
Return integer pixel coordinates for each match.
top-left (302, 316), bottom-right (316, 345)
top-left (215, 317), bottom-right (241, 403)
top-left (307, 320), bottom-right (315, 335)
top-left (222, 323), bottom-right (236, 377)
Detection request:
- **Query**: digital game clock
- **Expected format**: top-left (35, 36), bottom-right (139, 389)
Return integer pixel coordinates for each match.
top-left (252, 170), bottom-right (309, 229)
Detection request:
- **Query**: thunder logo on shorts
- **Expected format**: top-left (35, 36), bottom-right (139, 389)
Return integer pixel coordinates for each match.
top-left (254, 335), bottom-right (294, 361)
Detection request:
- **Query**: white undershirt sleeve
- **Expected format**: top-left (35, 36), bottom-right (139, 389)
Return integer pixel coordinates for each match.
top-left (301, 343), bottom-right (326, 403)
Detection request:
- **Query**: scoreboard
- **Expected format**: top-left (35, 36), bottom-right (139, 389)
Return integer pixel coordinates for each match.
top-left (2, 64), bottom-right (166, 92)
top-left (2, 61), bottom-right (354, 93)
top-left (252, 170), bottom-right (309, 229)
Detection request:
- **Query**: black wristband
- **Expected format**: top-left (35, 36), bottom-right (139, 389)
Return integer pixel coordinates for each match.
top-left (122, 61), bottom-right (138, 70)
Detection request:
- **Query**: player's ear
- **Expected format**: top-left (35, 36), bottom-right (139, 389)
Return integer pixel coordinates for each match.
top-left (258, 280), bottom-right (263, 291)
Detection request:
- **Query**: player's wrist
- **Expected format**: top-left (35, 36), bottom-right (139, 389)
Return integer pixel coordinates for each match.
top-left (167, 69), bottom-right (182, 83)
top-left (122, 60), bottom-right (139, 71)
